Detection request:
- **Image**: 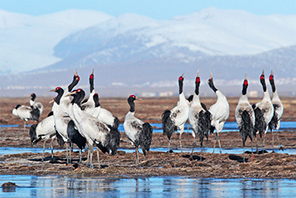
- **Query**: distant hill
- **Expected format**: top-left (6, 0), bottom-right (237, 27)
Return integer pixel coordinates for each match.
top-left (1, 45), bottom-right (295, 97)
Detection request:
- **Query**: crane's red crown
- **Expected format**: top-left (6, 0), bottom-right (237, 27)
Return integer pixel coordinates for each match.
top-left (196, 77), bottom-right (200, 83)
top-left (129, 95), bottom-right (136, 99)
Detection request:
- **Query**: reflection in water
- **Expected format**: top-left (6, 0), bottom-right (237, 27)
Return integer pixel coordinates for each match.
top-left (0, 175), bottom-right (296, 197)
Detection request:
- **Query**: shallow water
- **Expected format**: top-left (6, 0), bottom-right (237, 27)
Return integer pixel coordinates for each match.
top-left (1, 121), bottom-right (296, 133)
top-left (0, 175), bottom-right (295, 198)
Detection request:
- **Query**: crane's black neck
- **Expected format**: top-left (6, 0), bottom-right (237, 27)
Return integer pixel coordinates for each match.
top-left (68, 75), bottom-right (79, 92)
top-left (269, 77), bottom-right (276, 92)
top-left (55, 89), bottom-right (64, 105)
top-left (195, 78), bottom-right (200, 95)
top-left (260, 75), bottom-right (267, 92)
top-left (77, 90), bottom-right (85, 106)
top-left (89, 74), bottom-right (94, 93)
top-left (128, 97), bottom-right (135, 113)
top-left (178, 78), bottom-right (184, 94)
top-left (242, 80), bottom-right (248, 95)
top-left (71, 90), bottom-right (85, 107)
top-left (93, 94), bottom-right (100, 107)
top-left (208, 78), bottom-right (217, 92)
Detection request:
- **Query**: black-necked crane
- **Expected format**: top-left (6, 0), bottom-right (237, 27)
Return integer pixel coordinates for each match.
top-left (124, 95), bottom-right (153, 166)
top-left (188, 71), bottom-right (211, 160)
top-left (162, 74), bottom-right (189, 152)
top-left (50, 71), bottom-right (84, 163)
top-left (12, 98), bottom-right (41, 132)
top-left (235, 74), bottom-right (255, 162)
top-left (208, 73), bottom-right (229, 154)
top-left (29, 93), bottom-right (43, 117)
top-left (268, 70), bottom-right (284, 151)
top-left (67, 89), bottom-right (120, 168)
top-left (59, 70), bottom-right (80, 114)
top-left (80, 70), bottom-right (119, 128)
top-left (252, 70), bottom-right (274, 153)
top-left (51, 87), bottom-right (86, 164)
top-left (29, 113), bottom-right (58, 161)
top-left (81, 69), bottom-right (95, 113)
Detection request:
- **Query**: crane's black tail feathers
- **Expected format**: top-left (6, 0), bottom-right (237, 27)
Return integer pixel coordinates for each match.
top-left (196, 110), bottom-right (211, 143)
top-left (253, 107), bottom-right (266, 138)
top-left (209, 125), bottom-right (215, 134)
top-left (240, 110), bottom-right (253, 143)
top-left (96, 142), bottom-right (109, 154)
top-left (29, 124), bottom-right (42, 144)
top-left (47, 111), bottom-right (54, 117)
top-left (30, 108), bottom-right (40, 122)
top-left (268, 105), bottom-right (278, 131)
top-left (55, 131), bottom-right (65, 147)
top-left (113, 116), bottom-right (120, 129)
top-left (162, 110), bottom-right (175, 140)
top-left (67, 120), bottom-right (86, 150)
top-left (107, 127), bottom-right (121, 155)
top-left (140, 122), bottom-right (153, 156)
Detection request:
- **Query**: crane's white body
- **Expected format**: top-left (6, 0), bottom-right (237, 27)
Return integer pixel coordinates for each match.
top-left (124, 111), bottom-right (144, 144)
top-left (170, 92), bottom-right (189, 132)
top-left (235, 94), bottom-right (255, 128)
top-left (254, 91), bottom-right (274, 134)
top-left (209, 90), bottom-right (229, 133)
top-left (91, 106), bottom-right (117, 127)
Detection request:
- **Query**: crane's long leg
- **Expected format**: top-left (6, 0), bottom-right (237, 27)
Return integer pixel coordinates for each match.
top-left (135, 147), bottom-right (139, 166)
top-left (168, 139), bottom-right (171, 152)
top-left (213, 133), bottom-right (217, 154)
top-left (263, 133), bottom-right (266, 153)
top-left (79, 149), bottom-right (82, 164)
top-left (66, 144), bottom-right (69, 164)
top-left (23, 121), bottom-right (26, 133)
top-left (191, 136), bottom-right (196, 157)
top-left (255, 136), bottom-right (259, 154)
top-left (86, 148), bottom-right (90, 166)
top-left (217, 132), bottom-right (222, 154)
top-left (179, 131), bottom-right (183, 153)
top-left (200, 141), bottom-right (203, 161)
top-left (42, 139), bottom-right (47, 162)
top-left (89, 144), bottom-right (93, 168)
top-left (97, 148), bottom-right (100, 169)
top-left (272, 129), bottom-right (275, 152)
top-left (50, 137), bottom-right (54, 159)
top-left (243, 140), bottom-right (246, 163)
top-left (69, 142), bottom-right (72, 164)
top-left (276, 129), bottom-right (283, 149)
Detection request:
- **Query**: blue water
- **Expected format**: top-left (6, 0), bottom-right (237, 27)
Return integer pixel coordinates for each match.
top-left (0, 175), bottom-right (295, 198)
top-left (2, 121), bottom-right (296, 133)
top-left (0, 123), bottom-right (295, 197)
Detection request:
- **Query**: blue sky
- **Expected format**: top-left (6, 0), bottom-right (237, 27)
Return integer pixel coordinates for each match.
top-left (0, 0), bottom-right (295, 19)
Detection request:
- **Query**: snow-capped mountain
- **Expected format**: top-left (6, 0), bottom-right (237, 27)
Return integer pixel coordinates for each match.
top-left (53, 7), bottom-right (296, 62)
top-left (0, 8), bottom-right (295, 97)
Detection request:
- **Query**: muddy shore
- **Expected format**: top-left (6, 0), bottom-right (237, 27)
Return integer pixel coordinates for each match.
top-left (0, 96), bottom-right (296, 179)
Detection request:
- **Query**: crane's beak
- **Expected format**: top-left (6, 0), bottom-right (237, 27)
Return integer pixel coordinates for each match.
top-left (65, 90), bottom-right (76, 97)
